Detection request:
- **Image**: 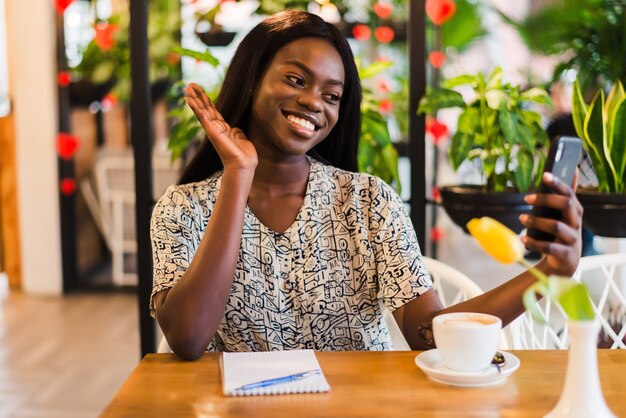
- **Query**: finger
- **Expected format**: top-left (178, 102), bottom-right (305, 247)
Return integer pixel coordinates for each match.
top-left (542, 172), bottom-right (574, 197)
top-left (525, 193), bottom-right (581, 215)
top-left (519, 214), bottom-right (578, 245)
top-left (520, 236), bottom-right (572, 259)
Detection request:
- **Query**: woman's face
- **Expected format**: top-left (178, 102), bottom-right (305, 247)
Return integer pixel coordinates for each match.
top-left (248, 37), bottom-right (345, 158)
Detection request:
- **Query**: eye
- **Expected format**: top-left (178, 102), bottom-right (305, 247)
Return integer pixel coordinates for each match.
top-left (285, 74), bottom-right (305, 87)
top-left (323, 92), bottom-right (342, 104)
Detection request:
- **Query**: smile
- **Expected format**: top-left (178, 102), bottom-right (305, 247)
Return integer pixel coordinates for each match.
top-left (284, 112), bottom-right (320, 133)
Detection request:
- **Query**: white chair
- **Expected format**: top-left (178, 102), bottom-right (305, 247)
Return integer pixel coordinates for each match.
top-left (383, 256), bottom-right (489, 350)
top-left (506, 253), bottom-right (626, 349)
top-left (81, 149), bottom-right (181, 286)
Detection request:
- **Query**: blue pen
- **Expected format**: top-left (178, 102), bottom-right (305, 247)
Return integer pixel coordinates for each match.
top-left (236, 369), bottom-right (321, 391)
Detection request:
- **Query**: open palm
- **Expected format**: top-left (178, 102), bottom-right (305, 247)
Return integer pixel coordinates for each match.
top-left (183, 83), bottom-right (257, 172)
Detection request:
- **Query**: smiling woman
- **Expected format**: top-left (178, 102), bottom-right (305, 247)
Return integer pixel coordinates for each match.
top-left (149, 10), bottom-right (584, 361)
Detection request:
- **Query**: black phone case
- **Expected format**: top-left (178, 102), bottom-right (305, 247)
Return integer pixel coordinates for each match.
top-left (526, 136), bottom-right (582, 242)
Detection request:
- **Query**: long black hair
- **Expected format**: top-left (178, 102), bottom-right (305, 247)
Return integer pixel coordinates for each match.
top-left (178, 10), bottom-right (362, 185)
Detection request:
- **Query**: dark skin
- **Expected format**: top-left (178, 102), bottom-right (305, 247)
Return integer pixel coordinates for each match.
top-left (153, 37), bottom-right (583, 360)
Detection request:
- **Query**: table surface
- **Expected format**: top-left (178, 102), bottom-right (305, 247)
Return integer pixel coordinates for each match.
top-left (101, 350), bottom-right (626, 417)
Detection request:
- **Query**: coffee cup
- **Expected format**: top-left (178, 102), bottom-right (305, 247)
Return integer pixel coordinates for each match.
top-left (432, 312), bottom-right (502, 372)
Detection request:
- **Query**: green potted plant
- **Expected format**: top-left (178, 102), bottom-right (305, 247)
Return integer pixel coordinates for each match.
top-left (572, 79), bottom-right (626, 237)
top-left (417, 66), bottom-right (552, 233)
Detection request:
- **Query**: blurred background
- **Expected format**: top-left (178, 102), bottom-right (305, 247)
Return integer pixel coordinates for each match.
top-left (0, 0), bottom-right (624, 416)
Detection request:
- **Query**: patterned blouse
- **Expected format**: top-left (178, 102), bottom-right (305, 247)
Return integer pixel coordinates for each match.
top-left (150, 156), bottom-right (432, 351)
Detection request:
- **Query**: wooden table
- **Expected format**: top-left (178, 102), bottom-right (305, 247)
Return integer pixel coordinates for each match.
top-left (101, 350), bottom-right (626, 417)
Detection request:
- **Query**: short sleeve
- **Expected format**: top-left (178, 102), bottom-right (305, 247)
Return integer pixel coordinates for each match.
top-left (370, 180), bottom-right (432, 311)
top-left (149, 185), bottom-right (203, 316)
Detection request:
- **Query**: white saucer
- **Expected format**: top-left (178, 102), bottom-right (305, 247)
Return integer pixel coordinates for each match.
top-left (414, 350), bottom-right (520, 387)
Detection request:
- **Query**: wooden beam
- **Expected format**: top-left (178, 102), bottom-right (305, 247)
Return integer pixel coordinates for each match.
top-left (129, 0), bottom-right (156, 356)
top-left (0, 114), bottom-right (22, 288)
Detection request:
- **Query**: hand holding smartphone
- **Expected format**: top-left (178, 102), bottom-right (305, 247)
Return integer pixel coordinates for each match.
top-left (526, 136), bottom-right (582, 242)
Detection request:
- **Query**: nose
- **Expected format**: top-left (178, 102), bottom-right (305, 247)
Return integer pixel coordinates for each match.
top-left (297, 90), bottom-right (324, 113)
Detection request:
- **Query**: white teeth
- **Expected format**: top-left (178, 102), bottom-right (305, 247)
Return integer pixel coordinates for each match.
top-left (287, 115), bottom-right (315, 131)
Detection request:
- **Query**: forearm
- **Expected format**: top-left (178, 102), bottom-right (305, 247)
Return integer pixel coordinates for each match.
top-left (399, 259), bottom-right (551, 349)
top-left (440, 257), bottom-right (557, 325)
top-left (155, 170), bottom-right (253, 359)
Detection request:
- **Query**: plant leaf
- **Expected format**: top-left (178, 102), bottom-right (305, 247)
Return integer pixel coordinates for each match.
top-left (417, 88), bottom-right (465, 114)
top-left (448, 131), bottom-right (472, 170)
top-left (486, 67), bottom-right (504, 90)
top-left (572, 80), bottom-right (588, 141)
top-left (499, 110), bottom-right (518, 144)
top-left (520, 87), bottom-right (552, 106)
top-left (547, 277), bottom-right (595, 321)
top-left (611, 98), bottom-right (626, 192)
top-left (514, 150), bottom-right (534, 192)
top-left (358, 60), bottom-right (393, 80)
top-left (485, 90), bottom-right (509, 110)
top-left (584, 89), bottom-right (613, 192)
top-left (171, 45), bottom-right (219, 67)
top-left (457, 108), bottom-right (479, 134)
top-left (442, 74), bottom-right (476, 88)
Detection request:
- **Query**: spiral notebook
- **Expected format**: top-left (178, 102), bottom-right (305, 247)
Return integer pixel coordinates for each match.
top-left (221, 349), bottom-right (331, 396)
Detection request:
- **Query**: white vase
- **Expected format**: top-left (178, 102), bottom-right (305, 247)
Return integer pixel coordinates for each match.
top-left (544, 319), bottom-right (616, 418)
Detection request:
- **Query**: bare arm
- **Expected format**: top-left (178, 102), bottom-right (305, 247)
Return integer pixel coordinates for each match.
top-left (394, 171), bottom-right (583, 349)
top-left (152, 84), bottom-right (258, 360)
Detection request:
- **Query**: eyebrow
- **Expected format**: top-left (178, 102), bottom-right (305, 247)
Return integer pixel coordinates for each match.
top-left (284, 60), bottom-right (344, 88)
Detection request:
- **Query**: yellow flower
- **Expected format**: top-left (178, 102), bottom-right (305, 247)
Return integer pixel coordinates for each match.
top-left (466, 217), bottom-right (525, 264)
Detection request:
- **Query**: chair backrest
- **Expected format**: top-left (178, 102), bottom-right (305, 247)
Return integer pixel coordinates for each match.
top-left (421, 256), bottom-right (484, 306)
top-left (506, 253), bottom-right (626, 349)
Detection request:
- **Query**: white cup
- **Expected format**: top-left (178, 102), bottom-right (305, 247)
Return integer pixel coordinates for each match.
top-left (432, 312), bottom-right (502, 372)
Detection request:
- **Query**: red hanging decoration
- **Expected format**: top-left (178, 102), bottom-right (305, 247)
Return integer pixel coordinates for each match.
top-left (430, 226), bottom-right (444, 243)
top-left (55, 0), bottom-right (74, 14)
top-left (373, 2), bottom-right (394, 19)
top-left (432, 185), bottom-right (441, 202)
top-left (56, 132), bottom-right (79, 160)
top-left (426, 117), bottom-right (449, 145)
top-left (60, 178), bottom-right (76, 196)
top-left (94, 22), bottom-right (119, 51)
top-left (377, 80), bottom-right (390, 94)
top-left (57, 71), bottom-right (72, 87)
top-left (352, 24), bottom-right (371, 41)
top-left (374, 26), bottom-right (395, 44)
top-left (378, 99), bottom-right (393, 115)
top-left (167, 52), bottom-right (181, 66)
top-left (428, 51), bottom-right (446, 69)
top-left (425, 0), bottom-right (457, 26)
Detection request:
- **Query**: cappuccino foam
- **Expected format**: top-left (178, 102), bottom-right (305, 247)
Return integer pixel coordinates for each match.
top-left (442, 314), bottom-right (498, 327)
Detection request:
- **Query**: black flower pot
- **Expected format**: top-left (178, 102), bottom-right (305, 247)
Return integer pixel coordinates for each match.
top-left (196, 30), bottom-right (236, 47)
top-left (440, 185), bottom-right (532, 234)
top-left (577, 189), bottom-right (626, 237)
top-left (69, 79), bottom-right (116, 107)
top-left (151, 78), bottom-right (171, 102)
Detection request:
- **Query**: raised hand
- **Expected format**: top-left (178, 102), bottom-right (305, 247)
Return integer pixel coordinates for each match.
top-left (520, 172), bottom-right (583, 277)
top-left (183, 83), bottom-right (257, 173)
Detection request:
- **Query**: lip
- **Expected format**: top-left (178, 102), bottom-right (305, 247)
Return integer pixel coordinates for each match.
top-left (282, 109), bottom-right (323, 131)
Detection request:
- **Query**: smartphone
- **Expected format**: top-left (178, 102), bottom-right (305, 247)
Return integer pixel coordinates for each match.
top-left (526, 136), bottom-right (582, 242)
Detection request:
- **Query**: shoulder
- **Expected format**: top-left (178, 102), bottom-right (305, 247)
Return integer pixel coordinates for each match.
top-left (153, 172), bottom-right (221, 217)
top-left (310, 157), bottom-right (397, 201)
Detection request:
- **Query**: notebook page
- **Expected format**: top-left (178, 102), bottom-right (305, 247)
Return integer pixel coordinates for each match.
top-left (221, 349), bottom-right (331, 396)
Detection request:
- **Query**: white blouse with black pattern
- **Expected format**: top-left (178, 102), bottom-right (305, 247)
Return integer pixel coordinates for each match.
top-left (150, 156), bottom-right (432, 352)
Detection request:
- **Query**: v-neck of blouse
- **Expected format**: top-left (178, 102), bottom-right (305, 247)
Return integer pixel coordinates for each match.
top-left (244, 156), bottom-right (317, 236)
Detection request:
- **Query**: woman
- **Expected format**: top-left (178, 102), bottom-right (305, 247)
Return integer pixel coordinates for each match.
top-left (151, 10), bottom-right (582, 360)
